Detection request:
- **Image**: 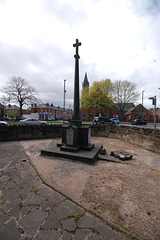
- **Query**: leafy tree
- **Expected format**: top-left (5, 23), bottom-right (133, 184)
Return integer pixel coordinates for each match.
top-left (113, 80), bottom-right (140, 119)
top-left (89, 79), bottom-right (115, 115)
top-left (3, 76), bottom-right (38, 117)
top-left (81, 79), bottom-right (115, 117)
top-left (81, 85), bottom-right (90, 109)
top-left (8, 109), bottom-right (19, 119)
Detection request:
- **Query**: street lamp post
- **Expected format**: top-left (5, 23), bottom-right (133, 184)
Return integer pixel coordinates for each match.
top-left (63, 79), bottom-right (66, 122)
top-left (149, 96), bottom-right (156, 131)
top-left (142, 90), bottom-right (145, 120)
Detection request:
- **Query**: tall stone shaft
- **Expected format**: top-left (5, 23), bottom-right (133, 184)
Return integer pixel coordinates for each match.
top-left (71, 39), bottom-right (82, 126)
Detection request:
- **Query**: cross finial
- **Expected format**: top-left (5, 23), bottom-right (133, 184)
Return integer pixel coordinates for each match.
top-left (73, 39), bottom-right (81, 59)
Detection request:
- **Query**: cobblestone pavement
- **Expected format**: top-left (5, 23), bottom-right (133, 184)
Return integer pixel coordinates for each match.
top-left (0, 142), bottom-right (130, 240)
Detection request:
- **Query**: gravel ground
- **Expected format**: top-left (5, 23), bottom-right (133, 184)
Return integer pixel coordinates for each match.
top-left (81, 137), bottom-right (160, 240)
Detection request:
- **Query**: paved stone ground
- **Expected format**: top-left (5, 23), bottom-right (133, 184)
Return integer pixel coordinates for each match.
top-left (0, 141), bottom-right (131, 240)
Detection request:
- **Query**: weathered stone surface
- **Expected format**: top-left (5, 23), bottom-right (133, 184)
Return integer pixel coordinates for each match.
top-left (47, 191), bottom-right (66, 206)
top-left (61, 230), bottom-right (72, 240)
top-left (97, 223), bottom-right (125, 240)
top-left (55, 200), bottom-right (83, 219)
top-left (21, 205), bottom-right (37, 217)
top-left (18, 209), bottom-right (48, 236)
top-left (61, 217), bottom-right (76, 231)
top-left (3, 168), bottom-right (18, 177)
top-left (16, 181), bottom-right (33, 199)
top-left (111, 151), bottom-right (133, 160)
top-left (23, 192), bottom-right (45, 205)
top-left (5, 198), bottom-right (22, 212)
top-left (0, 124), bottom-right (62, 141)
top-left (73, 229), bottom-right (91, 240)
top-left (88, 234), bottom-right (103, 240)
top-left (0, 219), bottom-right (21, 240)
top-left (79, 215), bottom-right (99, 228)
top-left (5, 179), bottom-right (17, 188)
top-left (8, 204), bottom-right (21, 219)
top-left (2, 188), bottom-right (19, 201)
top-left (0, 212), bottom-right (10, 228)
top-left (40, 201), bottom-right (52, 212)
top-left (41, 211), bottom-right (60, 230)
top-left (21, 236), bottom-right (32, 240)
top-left (35, 230), bottom-right (61, 240)
top-left (100, 148), bottom-right (106, 155)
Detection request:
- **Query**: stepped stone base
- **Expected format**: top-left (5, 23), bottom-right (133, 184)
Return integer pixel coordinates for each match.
top-left (41, 144), bottom-right (103, 164)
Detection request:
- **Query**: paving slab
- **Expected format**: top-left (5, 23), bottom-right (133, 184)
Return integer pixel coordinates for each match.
top-left (0, 140), bottom-right (133, 239)
top-left (0, 218), bottom-right (21, 240)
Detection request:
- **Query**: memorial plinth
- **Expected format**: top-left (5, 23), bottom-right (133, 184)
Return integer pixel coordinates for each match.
top-left (41, 39), bottom-right (102, 164)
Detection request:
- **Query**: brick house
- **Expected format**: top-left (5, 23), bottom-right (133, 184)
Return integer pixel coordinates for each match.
top-left (80, 108), bottom-right (113, 121)
top-left (149, 108), bottom-right (160, 123)
top-left (4, 104), bottom-right (20, 119)
top-left (30, 103), bottom-right (72, 120)
top-left (80, 103), bottom-right (135, 122)
top-left (124, 104), bottom-right (153, 122)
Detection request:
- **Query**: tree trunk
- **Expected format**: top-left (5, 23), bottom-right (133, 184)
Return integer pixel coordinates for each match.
top-left (20, 102), bottom-right (23, 118)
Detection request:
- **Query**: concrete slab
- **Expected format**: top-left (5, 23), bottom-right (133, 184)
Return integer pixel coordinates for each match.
top-left (41, 144), bottom-right (103, 164)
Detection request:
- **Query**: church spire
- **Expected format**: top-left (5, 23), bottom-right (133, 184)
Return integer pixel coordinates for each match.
top-left (82, 72), bottom-right (89, 90)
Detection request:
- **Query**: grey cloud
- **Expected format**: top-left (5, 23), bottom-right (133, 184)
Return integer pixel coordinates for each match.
top-left (42, 0), bottom-right (87, 27)
top-left (0, 40), bottom-right (75, 107)
top-left (130, 0), bottom-right (160, 16)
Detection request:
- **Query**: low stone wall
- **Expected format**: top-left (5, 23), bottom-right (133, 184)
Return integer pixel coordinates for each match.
top-left (0, 124), bottom-right (160, 154)
top-left (0, 124), bottom-right (62, 141)
top-left (91, 125), bottom-right (160, 154)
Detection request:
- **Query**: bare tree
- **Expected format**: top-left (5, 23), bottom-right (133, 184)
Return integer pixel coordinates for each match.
top-left (113, 80), bottom-right (140, 120)
top-left (3, 76), bottom-right (38, 117)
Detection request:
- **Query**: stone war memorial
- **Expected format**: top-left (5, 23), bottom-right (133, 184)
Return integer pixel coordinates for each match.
top-left (41, 39), bottom-right (103, 163)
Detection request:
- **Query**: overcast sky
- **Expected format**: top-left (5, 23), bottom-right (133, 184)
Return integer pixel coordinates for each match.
top-left (0, 0), bottom-right (159, 109)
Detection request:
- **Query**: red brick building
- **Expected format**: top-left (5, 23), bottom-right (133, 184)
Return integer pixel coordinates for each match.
top-left (124, 104), bottom-right (153, 122)
top-left (80, 104), bottom-right (155, 122)
top-left (4, 104), bottom-right (21, 119)
top-left (80, 108), bottom-right (113, 121)
top-left (149, 108), bottom-right (160, 123)
top-left (30, 103), bottom-right (72, 120)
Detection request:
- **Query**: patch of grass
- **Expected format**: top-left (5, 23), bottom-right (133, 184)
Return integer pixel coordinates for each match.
top-left (75, 212), bottom-right (84, 222)
top-left (8, 121), bottom-right (19, 125)
top-left (91, 228), bottom-right (97, 234)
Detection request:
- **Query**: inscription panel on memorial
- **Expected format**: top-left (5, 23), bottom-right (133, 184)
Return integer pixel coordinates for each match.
top-left (66, 128), bottom-right (74, 146)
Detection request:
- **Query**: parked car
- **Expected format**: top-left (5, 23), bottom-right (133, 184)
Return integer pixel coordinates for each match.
top-left (110, 118), bottom-right (120, 124)
top-left (3, 117), bottom-right (11, 121)
top-left (19, 118), bottom-right (47, 125)
top-left (131, 119), bottom-right (147, 125)
top-left (0, 121), bottom-right (8, 125)
top-left (93, 117), bottom-right (112, 125)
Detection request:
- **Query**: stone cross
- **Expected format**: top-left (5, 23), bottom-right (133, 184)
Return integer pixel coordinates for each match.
top-left (71, 39), bottom-right (82, 126)
top-left (73, 39), bottom-right (81, 59)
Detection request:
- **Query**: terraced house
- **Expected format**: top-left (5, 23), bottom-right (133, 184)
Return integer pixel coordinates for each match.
top-left (30, 103), bottom-right (72, 120)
